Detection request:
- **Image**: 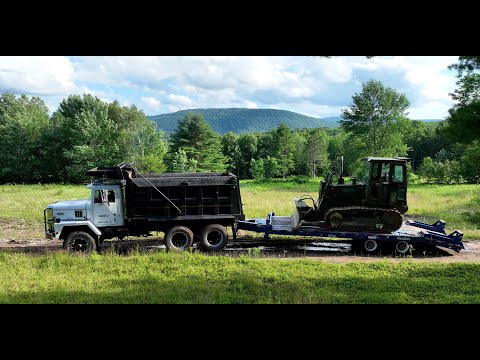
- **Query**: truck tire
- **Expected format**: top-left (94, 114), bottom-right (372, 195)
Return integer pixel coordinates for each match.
top-left (64, 231), bottom-right (97, 254)
top-left (199, 224), bottom-right (228, 251)
top-left (164, 226), bottom-right (194, 252)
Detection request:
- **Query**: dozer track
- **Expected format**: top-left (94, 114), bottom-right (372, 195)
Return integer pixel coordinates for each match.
top-left (324, 206), bottom-right (403, 232)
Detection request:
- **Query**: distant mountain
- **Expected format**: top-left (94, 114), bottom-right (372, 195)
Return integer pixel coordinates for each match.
top-left (148, 108), bottom-right (338, 134)
top-left (148, 108), bottom-right (443, 134)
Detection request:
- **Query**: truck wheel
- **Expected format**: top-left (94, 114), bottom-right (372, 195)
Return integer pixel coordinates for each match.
top-left (164, 226), bottom-right (194, 252)
top-left (199, 224), bottom-right (228, 251)
top-left (395, 240), bottom-right (410, 254)
top-left (64, 231), bottom-right (97, 254)
top-left (364, 239), bottom-right (378, 253)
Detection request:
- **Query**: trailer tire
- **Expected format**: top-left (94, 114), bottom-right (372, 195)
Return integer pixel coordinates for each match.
top-left (164, 226), bottom-right (194, 252)
top-left (64, 231), bottom-right (97, 254)
top-left (199, 224), bottom-right (228, 251)
top-left (395, 240), bottom-right (410, 254)
top-left (363, 239), bottom-right (378, 253)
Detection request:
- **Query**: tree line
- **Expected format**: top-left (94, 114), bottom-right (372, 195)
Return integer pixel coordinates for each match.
top-left (1, 57), bottom-right (478, 184)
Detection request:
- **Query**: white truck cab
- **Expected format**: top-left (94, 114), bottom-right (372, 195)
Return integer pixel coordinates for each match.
top-left (44, 183), bottom-right (124, 242)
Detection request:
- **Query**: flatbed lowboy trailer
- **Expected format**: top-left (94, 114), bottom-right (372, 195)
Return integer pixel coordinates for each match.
top-left (236, 213), bottom-right (464, 254)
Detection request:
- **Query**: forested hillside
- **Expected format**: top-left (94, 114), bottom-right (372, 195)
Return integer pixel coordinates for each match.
top-left (148, 108), bottom-right (338, 134)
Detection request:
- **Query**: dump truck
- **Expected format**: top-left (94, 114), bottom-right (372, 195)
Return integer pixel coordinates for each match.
top-left (44, 160), bottom-right (464, 254)
top-left (44, 163), bottom-right (244, 253)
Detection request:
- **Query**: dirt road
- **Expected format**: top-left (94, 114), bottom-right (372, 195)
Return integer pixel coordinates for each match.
top-left (1, 236), bottom-right (479, 263)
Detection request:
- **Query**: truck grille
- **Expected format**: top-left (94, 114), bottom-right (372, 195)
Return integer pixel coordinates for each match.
top-left (75, 210), bottom-right (84, 218)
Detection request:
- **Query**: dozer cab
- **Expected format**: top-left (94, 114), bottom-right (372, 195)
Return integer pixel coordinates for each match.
top-left (295, 156), bottom-right (409, 232)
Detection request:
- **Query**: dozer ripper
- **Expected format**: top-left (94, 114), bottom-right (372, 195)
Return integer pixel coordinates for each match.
top-left (295, 156), bottom-right (409, 232)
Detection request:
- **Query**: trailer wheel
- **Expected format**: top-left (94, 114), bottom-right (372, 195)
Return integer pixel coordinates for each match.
top-left (199, 224), bottom-right (228, 251)
top-left (164, 226), bottom-right (194, 252)
top-left (364, 239), bottom-right (378, 253)
top-left (395, 240), bottom-right (410, 254)
top-left (64, 231), bottom-right (97, 254)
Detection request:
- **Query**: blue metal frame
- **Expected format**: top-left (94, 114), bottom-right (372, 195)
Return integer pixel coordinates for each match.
top-left (405, 219), bottom-right (446, 234)
top-left (237, 217), bottom-right (464, 253)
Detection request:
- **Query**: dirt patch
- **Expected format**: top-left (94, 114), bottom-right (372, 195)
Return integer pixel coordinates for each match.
top-left (1, 236), bottom-right (480, 263)
top-left (0, 219), bottom-right (41, 241)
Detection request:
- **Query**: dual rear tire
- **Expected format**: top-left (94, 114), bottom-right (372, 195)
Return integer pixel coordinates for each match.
top-left (164, 224), bottom-right (229, 252)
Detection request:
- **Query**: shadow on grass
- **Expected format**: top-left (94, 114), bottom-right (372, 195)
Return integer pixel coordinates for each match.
top-left (463, 211), bottom-right (480, 226)
top-left (100, 240), bottom-right (450, 259)
top-left (2, 262), bottom-right (480, 304)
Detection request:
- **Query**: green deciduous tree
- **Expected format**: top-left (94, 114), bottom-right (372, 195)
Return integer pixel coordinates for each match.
top-left (107, 101), bottom-right (168, 173)
top-left (340, 79), bottom-right (410, 157)
top-left (237, 133), bottom-right (258, 178)
top-left (448, 56), bottom-right (480, 74)
top-left (459, 142), bottom-right (480, 183)
top-left (444, 72), bottom-right (480, 143)
top-left (263, 156), bottom-right (281, 180)
top-left (291, 131), bottom-right (308, 176)
top-left (304, 129), bottom-right (329, 178)
top-left (0, 93), bottom-right (50, 183)
top-left (170, 149), bottom-right (198, 173)
top-left (250, 158), bottom-right (264, 180)
top-left (52, 94), bottom-right (120, 182)
top-left (222, 132), bottom-right (240, 175)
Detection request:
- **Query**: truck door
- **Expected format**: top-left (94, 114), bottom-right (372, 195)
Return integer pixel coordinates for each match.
top-left (92, 189), bottom-right (117, 226)
top-left (368, 161), bottom-right (390, 203)
top-left (390, 163), bottom-right (407, 209)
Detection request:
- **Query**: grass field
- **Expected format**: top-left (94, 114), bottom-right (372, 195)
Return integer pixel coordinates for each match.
top-left (0, 180), bottom-right (479, 239)
top-left (1, 181), bottom-right (479, 304)
top-left (1, 251), bottom-right (480, 304)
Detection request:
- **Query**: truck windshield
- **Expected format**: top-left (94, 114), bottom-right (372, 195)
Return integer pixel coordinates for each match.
top-left (94, 190), bottom-right (106, 203)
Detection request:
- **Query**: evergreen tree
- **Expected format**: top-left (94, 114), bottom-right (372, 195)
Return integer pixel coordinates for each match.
top-left (272, 123), bottom-right (296, 178)
top-left (169, 113), bottom-right (226, 172)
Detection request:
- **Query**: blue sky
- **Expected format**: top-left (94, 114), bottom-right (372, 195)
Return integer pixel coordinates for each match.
top-left (0, 56), bottom-right (459, 119)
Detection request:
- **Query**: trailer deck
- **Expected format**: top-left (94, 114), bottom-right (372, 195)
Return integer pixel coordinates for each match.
top-left (237, 213), bottom-right (464, 253)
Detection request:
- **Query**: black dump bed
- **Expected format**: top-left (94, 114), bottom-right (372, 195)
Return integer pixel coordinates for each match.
top-left (87, 165), bottom-right (244, 221)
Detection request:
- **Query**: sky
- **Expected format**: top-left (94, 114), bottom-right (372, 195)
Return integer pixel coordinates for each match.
top-left (0, 56), bottom-right (459, 119)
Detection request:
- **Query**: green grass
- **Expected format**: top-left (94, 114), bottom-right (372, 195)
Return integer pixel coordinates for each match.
top-left (0, 181), bottom-right (479, 239)
top-left (1, 251), bottom-right (480, 303)
top-left (408, 184), bottom-right (480, 239)
top-left (0, 184), bottom-right (89, 239)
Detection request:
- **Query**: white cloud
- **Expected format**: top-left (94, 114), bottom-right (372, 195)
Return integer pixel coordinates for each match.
top-left (242, 100), bottom-right (258, 109)
top-left (408, 100), bottom-right (452, 120)
top-left (0, 56), bottom-right (461, 120)
top-left (141, 96), bottom-right (161, 112)
top-left (0, 56), bottom-right (75, 95)
top-left (168, 94), bottom-right (193, 106)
